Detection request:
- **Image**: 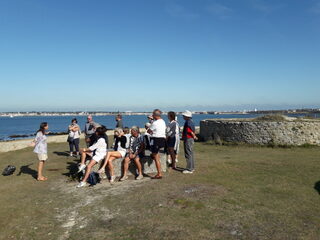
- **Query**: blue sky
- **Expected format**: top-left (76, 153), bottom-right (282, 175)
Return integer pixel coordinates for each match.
top-left (0, 0), bottom-right (319, 112)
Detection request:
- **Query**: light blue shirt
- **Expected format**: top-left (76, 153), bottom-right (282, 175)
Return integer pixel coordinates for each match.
top-left (33, 131), bottom-right (47, 154)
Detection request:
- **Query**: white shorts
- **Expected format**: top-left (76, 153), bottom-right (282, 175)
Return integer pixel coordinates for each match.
top-left (92, 154), bottom-right (105, 163)
top-left (118, 150), bottom-right (126, 158)
top-left (37, 154), bottom-right (48, 161)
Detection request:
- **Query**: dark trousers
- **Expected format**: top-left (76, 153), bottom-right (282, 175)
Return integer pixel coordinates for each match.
top-left (69, 138), bottom-right (80, 153)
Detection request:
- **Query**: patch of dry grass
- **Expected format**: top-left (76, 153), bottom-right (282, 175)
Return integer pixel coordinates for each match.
top-left (0, 141), bottom-right (319, 239)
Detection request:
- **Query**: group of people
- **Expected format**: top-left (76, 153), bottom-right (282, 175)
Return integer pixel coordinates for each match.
top-left (32, 109), bottom-right (198, 187)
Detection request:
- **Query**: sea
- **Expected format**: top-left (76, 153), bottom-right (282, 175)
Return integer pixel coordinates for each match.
top-left (0, 113), bottom-right (318, 141)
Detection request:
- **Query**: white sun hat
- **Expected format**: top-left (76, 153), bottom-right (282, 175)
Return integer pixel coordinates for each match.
top-left (182, 110), bottom-right (192, 118)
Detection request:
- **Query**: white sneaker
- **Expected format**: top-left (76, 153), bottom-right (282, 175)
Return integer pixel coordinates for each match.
top-left (182, 170), bottom-right (194, 174)
top-left (136, 174), bottom-right (143, 180)
top-left (110, 175), bottom-right (116, 183)
top-left (77, 181), bottom-right (86, 188)
top-left (78, 164), bottom-right (86, 173)
top-left (70, 153), bottom-right (73, 157)
top-left (98, 172), bottom-right (107, 179)
top-left (175, 158), bottom-right (178, 163)
top-left (119, 175), bottom-right (128, 181)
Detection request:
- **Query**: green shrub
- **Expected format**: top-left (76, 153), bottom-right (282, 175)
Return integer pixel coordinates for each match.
top-left (254, 114), bottom-right (286, 122)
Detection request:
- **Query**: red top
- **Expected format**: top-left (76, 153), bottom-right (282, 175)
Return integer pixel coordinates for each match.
top-left (183, 126), bottom-right (194, 139)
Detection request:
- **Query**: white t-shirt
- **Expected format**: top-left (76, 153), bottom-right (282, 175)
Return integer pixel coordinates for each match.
top-left (89, 138), bottom-right (107, 160)
top-left (150, 118), bottom-right (166, 138)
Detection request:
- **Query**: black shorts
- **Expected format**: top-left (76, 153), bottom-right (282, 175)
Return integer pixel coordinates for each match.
top-left (150, 137), bottom-right (166, 154)
top-left (167, 136), bottom-right (176, 148)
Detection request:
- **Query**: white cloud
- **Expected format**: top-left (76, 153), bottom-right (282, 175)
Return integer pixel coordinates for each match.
top-left (165, 3), bottom-right (199, 19)
top-left (250, 0), bottom-right (284, 14)
top-left (310, 1), bottom-right (320, 14)
top-left (206, 3), bottom-right (233, 19)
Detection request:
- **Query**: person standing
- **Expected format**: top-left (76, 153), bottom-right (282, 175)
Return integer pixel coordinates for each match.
top-left (182, 110), bottom-right (197, 174)
top-left (32, 122), bottom-right (49, 181)
top-left (148, 109), bottom-right (166, 179)
top-left (115, 114), bottom-right (123, 129)
top-left (84, 115), bottom-right (100, 147)
top-left (68, 118), bottom-right (81, 157)
top-left (166, 111), bottom-right (180, 169)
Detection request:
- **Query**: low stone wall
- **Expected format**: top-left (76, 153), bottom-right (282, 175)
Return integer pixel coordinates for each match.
top-left (200, 119), bottom-right (320, 146)
top-left (90, 150), bottom-right (167, 177)
top-left (0, 130), bottom-right (115, 153)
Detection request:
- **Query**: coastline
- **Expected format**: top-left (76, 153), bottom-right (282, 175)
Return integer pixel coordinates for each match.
top-left (0, 127), bottom-right (200, 153)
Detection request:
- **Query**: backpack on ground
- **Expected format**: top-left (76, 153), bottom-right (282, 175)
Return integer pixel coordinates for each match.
top-left (87, 172), bottom-right (100, 186)
top-left (2, 165), bottom-right (16, 176)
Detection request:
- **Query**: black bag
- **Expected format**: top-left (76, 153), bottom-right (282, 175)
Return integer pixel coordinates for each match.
top-left (2, 165), bottom-right (16, 176)
top-left (87, 172), bottom-right (100, 186)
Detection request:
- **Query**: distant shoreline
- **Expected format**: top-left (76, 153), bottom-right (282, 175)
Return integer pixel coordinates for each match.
top-left (0, 109), bottom-right (319, 117)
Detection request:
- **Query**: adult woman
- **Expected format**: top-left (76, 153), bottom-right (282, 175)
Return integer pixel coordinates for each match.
top-left (166, 111), bottom-right (180, 169)
top-left (32, 122), bottom-right (49, 181)
top-left (98, 128), bottom-right (127, 183)
top-left (77, 127), bottom-right (107, 188)
top-left (68, 118), bottom-right (81, 157)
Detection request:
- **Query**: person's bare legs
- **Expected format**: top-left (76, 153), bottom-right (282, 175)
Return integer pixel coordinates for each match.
top-left (151, 153), bottom-right (162, 177)
top-left (99, 152), bottom-right (122, 172)
top-left (107, 156), bottom-right (119, 177)
top-left (122, 156), bottom-right (131, 177)
top-left (80, 149), bottom-right (87, 165)
top-left (167, 147), bottom-right (176, 169)
top-left (134, 157), bottom-right (143, 176)
top-left (81, 160), bottom-right (96, 183)
top-left (37, 160), bottom-right (47, 180)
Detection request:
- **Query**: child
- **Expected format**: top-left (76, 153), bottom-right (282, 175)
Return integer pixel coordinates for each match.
top-left (77, 127), bottom-right (107, 188)
top-left (33, 122), bottom-right (49, 181)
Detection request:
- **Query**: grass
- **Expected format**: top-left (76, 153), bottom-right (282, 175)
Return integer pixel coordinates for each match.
top-left (253, 114), bottom-right (287, 122)
top-left (0, 141), bottom-right (320, 240)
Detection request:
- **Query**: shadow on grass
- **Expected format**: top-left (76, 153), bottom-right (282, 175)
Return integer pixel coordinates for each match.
top-left (16, 163), bottom-right (37, 179)
top-left (62, 161), bottom-right (80, 178)
top-left (53, 151), bottom-right (70, 157)
top-left (314, 181), bottom-right (320, 195)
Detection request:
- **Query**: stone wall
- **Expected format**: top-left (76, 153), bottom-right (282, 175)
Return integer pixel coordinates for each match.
top-left (200, 119), bottom-right (320, 146)
top-left (0, 130), bottom-right (121, 153)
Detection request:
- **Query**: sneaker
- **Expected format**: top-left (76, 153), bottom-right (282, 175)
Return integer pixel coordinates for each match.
top-left (110, 175), bottom-right (116, 183)
top-left (119, 175), bottom-right (128, 182)
top-left (99, 172), bottom-right (108, 180)
top-left (77, 181), bottom-right (86, 188)
top-left (136, 174), bottom-right (143, 180)
top-left (70, 153), bottom-right (73, 157)
top-left (78, 164), bottom-right (86, 173)
top-left (182, 170), bottom-right (194, 174)
top-left (97, 168), bottom-right (105, 174)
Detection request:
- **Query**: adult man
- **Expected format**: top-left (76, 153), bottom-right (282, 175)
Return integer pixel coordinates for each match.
top-left (115, 114), bottom-right (123, 129)
top-left (182, 110), bottom-right (198, 174)
top-left (147, 109), bottom-right (166, 179)
top-left (84, 115), bottom-right (100, 147)
top-left (119, 126), bottom-right (145, 181)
